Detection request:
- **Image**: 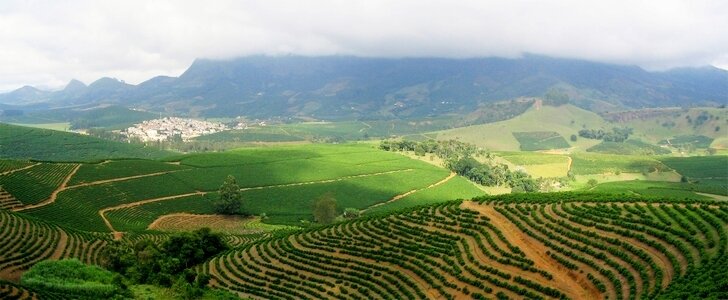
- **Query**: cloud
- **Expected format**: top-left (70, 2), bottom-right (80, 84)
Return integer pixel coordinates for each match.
top-left (0, 0), bottom-right (726, 91)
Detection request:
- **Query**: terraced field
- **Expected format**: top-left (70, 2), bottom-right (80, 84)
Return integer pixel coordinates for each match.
top-left (201, 195), bottom-right (727, 300)
top-left (0, 210), bottom-right (111, 281)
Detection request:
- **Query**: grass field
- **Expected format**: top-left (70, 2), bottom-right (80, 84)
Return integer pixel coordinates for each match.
top-left (497, 152), bottom-right (570, 178)
top-left (0, 123), bottom-right (171, 161)
top-left (571, 153), bottom-right (670, 175)
top-left (587, 140), bottom-right (672, 155)
top-left (618, 107), bottom-right (727, 144)
top-left (433, 105), bottom-right (606, 151)
top-left (658, 135), bottom-right (715, 149)
top-left (8, 122), bottom-right (71, 131)
top-left (512, 131), bottom-right (570, 151)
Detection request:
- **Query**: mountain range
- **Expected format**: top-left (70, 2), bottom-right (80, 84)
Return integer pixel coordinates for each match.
top-left (1, 55), bottom-right (726, 119)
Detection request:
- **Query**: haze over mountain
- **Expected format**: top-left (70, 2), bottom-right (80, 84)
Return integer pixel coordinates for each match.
top-left (0, 55), bottom-right (725, 119)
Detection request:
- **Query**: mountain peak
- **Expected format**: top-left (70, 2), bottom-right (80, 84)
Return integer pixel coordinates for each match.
top-left (63, 79), bottom-right (86, 92)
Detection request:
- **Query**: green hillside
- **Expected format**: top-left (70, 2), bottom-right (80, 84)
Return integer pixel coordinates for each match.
top-left (0, 123), bottom-right (171, 161)
top-left (611, 107), bottom-right (727, 145)
top-left (0, 144), bottom-right (483, 231)
top-left (434, 104), bottom-right (606, 151)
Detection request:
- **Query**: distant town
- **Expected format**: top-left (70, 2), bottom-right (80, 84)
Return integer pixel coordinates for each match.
top-left (122, 117), bottom-right (245, 142)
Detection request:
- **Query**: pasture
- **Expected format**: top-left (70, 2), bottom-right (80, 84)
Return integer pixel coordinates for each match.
top-left (512, 131), bottom-right (570, 151)
top-left (432, 105), bottom-right (606, 151)
top-left (497, 152), bottom-right (571, 178)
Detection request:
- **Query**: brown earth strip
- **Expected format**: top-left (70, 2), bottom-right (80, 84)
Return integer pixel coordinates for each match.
top-left (0, 162), bottom-right (41, 176)
top-left (461, 201), bottom-right (604, 300)
top-left (14, 164), bottom-right (80, 212)
top-left (363, 171), bottom-right (456, 212)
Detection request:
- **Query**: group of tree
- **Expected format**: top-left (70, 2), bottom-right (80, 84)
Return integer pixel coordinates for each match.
top-left (578, 127), bottom-right (633, 142)
top-left (380, 139), bottom-right (484, 160)
top-left (381, 139), bottom-right (539, 193)
top-left (448, 156), bottom-right (539, 192)
top-left (102, 228), bottom-right (228, 299)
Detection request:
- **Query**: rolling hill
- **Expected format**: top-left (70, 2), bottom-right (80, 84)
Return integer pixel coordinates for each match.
top-left (434, 104), bottom-right (606, 151)
top-left (0, 123), bottom-right (171, 161)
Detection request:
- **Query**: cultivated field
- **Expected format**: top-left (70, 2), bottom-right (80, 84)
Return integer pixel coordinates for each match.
top-left (200, 194), bottom-right (728, 300)
top-left (0, 123), bottom-right (170, 161)
top-left (1, 144), bottom-right (482, 233)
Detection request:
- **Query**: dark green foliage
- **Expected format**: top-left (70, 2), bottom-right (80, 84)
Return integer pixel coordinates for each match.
top-left (381, 139), bottom-right (539, 192)
top-left (543, 89), bottom-right (570, 106)
top-left (312, 193), bottom-right (337, 224)
top-left (103, 228), bottom-right (228, 288)
top-left (578, 127), bottom-right (633, 142)
top-left (512, 131), bottom-right (570, 151)
top-left (215, 175), bottom-right (244, 215)
top-left (21, 259), bottom-right (130, 299)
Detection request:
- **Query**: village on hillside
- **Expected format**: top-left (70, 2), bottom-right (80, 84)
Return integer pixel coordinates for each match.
top-left (122, 117), bottom-right (238, 142)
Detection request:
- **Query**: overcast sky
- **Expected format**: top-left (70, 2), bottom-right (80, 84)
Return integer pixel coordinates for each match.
top-left (1, 0), bottom-right (727, 91)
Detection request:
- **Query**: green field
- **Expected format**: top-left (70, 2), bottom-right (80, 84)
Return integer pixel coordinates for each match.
top-left (0, 123), bottom-right (171, 161)
top-left (658, 135), bottom-right (715, 149)
top-left (512, 131), bottom-right (570, 151)
top-left (1, 144), bottom-right (482, 232)
top-left (0, 163), bottom-right (77, 205)
top-left (660, 155), bottom-right (728, 179)
top-left (587, 140), bottom-right (672, 155)
top-left (434, 105), bottom-right (606, 151)
top-left (590, 180), bottom-right (712, 199)
top-left (571, 152), bottom-right (670, 175)
top-left (497, 152), bottom-right (571, 178)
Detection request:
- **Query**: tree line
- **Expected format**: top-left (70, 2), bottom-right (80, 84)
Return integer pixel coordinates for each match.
top-left (578, 127), bottom-right (633, 142)
top-left (380, 139), bottom-right (540, 192)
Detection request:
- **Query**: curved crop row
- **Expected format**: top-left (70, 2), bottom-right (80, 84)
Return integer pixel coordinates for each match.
top-left (203, 198), bottom-right (726, 300)
top-left (0, 163), bottom-right (76, 205)
top-left (0, 210), bottom-right (111, 281)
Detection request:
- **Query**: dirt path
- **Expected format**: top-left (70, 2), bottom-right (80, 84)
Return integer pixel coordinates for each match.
top-left (0, 162), bottom-right (41, 176)
top-left (567, 155), bottom-right (573, 173)
top-left (239, 168), bottom-right (413, 191)
top-left (461, 201), bottom-right (603, 300)
top-left (49, 231), bottom-right (69, 260)
top-left (14, 164), bottom-right (80, 212)
top-left (66, 170), bottom-right (180, 189)
top-left (363, 171), bottom-right (456, 212)
top-left (697, 192), bottom-right (728, 201)
top-left (546, 204), bottom-right (675, 288)
top-left (99, 191), bottom-right (206, 237)
top-left (96, 169), bottom-right (414, 238)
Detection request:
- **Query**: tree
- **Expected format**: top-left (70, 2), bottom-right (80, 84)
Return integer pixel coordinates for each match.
top-left (215, 175), bottom-right (244, 215)
top-left (586, 179), bottom-right (598, 189)
top-left (312, 193), bottom-right (337, 224)
top-left (570, 134), bottom-right (577, 142)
